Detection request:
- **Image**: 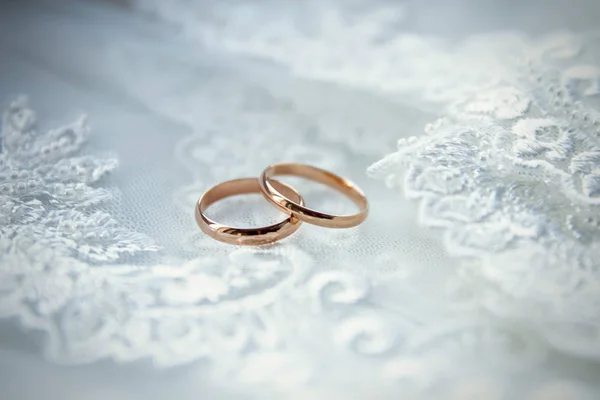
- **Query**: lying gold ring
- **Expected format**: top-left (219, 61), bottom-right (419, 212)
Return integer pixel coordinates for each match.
top-left (259, 163), bottom-right (368, 229)
top-left (196, 178), bottom-right (303, 245)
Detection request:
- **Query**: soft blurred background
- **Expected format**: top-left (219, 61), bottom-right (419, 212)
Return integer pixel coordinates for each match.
top-left (1, 1), bottom-right (600, 399)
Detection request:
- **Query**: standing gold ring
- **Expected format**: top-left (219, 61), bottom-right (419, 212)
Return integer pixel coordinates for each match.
top-left (259, 163), bottom-right (368, 228)
top-left (196, 178), bottom-right (303, 245)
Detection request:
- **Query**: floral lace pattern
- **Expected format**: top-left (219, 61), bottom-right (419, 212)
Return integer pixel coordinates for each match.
top-left (368, 33), bottom-right (600, 356)
top-left (3, 0), bottom-right (600, 398)
top-left (0, 98), bottom-right (159, 349)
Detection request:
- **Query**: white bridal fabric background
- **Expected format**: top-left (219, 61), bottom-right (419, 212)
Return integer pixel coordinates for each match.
top-left (1, 0), bottom-right (600, 398)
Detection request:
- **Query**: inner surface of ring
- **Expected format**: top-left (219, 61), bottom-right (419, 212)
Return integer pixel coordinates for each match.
top-left (200, 178), bottom-right (301, 227)
top-left (264, 164), bottom-right (368, 212)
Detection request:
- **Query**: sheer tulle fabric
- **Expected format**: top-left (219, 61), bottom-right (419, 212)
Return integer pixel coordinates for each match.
top-left (1, 0), bottom-right (599, 398)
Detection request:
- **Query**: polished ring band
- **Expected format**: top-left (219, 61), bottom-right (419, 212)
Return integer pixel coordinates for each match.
top-left (196, 178), bottom-right (303, 245)
top-left (259, 163), bottom-right (368, 228)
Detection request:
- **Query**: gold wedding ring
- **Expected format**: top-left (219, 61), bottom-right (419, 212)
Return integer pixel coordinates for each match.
top-left (259, 163), bottom-right (368, 229)
top-left (195, 164), bottom-right (368, 245)
top-left (195, 178), bottom-right (304, 245)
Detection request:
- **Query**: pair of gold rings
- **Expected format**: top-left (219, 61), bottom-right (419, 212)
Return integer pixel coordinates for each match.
top-left (195, 163), bottom-right (369, 245)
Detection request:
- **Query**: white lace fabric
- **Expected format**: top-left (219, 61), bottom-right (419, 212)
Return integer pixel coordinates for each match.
top-left (366, 33), bottom-right (600, 356)
top-left (1, 0), bottom-right (600, 399)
